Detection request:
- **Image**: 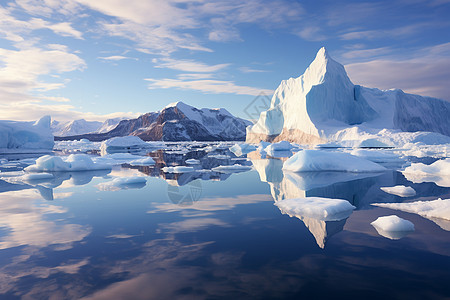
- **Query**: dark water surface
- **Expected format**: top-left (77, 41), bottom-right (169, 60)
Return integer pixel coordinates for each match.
top-left (0, 147), bottom-right (449, 299)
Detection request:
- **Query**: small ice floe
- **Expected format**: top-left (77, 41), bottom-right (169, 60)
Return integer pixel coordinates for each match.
top-left (100, 136), bottom-right (150, 155)
top-left (402, 158), bottom-right (450, 187)
top-left (275, 197), bottom-right (356, 221)
top-left (264, 141), bottom-right (295, 153)
top-left (211, 164), bottom-right (252, 173)
top-left (208, 154), bottom-right (230, 159)
top-left (349, 149), bottom-right (401, 163)
top-left (185, 159), bottom-right (200, 164)
top-left (373, 198), bottom-right (450, 222)
top-left (229, 143), bottom-right (257, 156)
top-left (20, 172), bottom-right (54, 181)
top-left (380, 185), bottom-right (416, 197)
top-left (371, 215), bottom-right (414, 240)
top-left (282, 150), bottom-right (386, 172)
top-left (129, 157), bottom-right (155, 166)
top-left (97, 176), bottom-right (147, 191)
top-left (25, 154), bottom-right (111, 172)
top-left (162, 166), bottom-right (195, 173)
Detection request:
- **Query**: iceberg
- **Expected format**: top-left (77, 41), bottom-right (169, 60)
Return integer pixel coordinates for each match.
top-left (282, 150), bottom-right (386, 172)
top-left (0, 116), bottom-right (54, 152)
top-left (25, 154), bottom-right (111, 172)
top-left (264, 141), bottom-right (295, 153)
top-left (402, 158), bottom-right (450, 187)
top-left (246, 47), bottom-right (450, 145)
top-left (211, 164), bottom-right (252, 173)
top-left (380, 185), bottom-right (416, 197)
top-left (162, 166), bottom-right (195, 173)
top-left (371, 215), bottom-right (414, 240)
top-left (373, 198), bottom-right (450, 222)
top-left (229, 143), bottom-right (257, 156)
top-left (100, 136), bottom-right (150, 155)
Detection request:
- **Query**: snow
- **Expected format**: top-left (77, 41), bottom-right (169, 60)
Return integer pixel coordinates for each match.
top-left (275, 197), bottom-right (356, 221)
top-left (97, 176), bottom-right (147, 191)
top-left (25, 154), bottom-right (111, 172)
top-left (282, 150), bottom-right (386, 172)
top-left (52, 119), bottom-right (102, 137)
top-left (0, 116), bottom-right (54, 151)
top-left (371, 215), bottom-right (414, 239)
top-left (211, 164), bottom-right (252, 173)
top-left (129, 157), bottom-right (155, 166)
top-left (100, 136), bottom-right (149, 155)
top-left (246, 47), bottom-right (450, 145)
top-left (162, 166), bottom-right (195, 173)
top-left (229, 143), bottom-right (257, 156)
top-left (402, 158), bottom-right (450, 187)
top-left (373, 198), bottom-right (450, 221)
top-left (380, 185), bottom-right (416, 197)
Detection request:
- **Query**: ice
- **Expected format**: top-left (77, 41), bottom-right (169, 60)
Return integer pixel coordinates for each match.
top-left (129, 157), bottom-right (155, 166)
top-left (229, 143), bottom-right (257, 156)
top-left (100, 136), bottom-right (150, 155)
top-left (54, 139), bottom-right (100, 152)
top-left (185, 159), bottom-right (200, 164)
top-left (94, 153), bottom-right (146, 166)
top-left (246, 47), bottom-right (450, 145)
top-left (97, 176), bottom-right (147, 191)
top-left (207, 154), bottom-right (230, 159)
top-left (276, 197), bottom-right (355, 221)
top-left (371, 215), bottom-right (414, 240)
top-left (282, 150), bottom-right (387, 172)
top-left (0, 116), bottom-right (54, 152)
top-left (20, 173), bottom-right (54, 181)
top-left (402, 158), bottom-right (450, 187)
top-left (211, 164), bottom-right (252, 173)
top-left (349, 149), bottom-right (402, 163)
top-left (162, 166), bottom-right (195, 173)
top-left (380, 185), bottom-right (416, 197)
top-left (314, 142), bottom-right (343, 149)
top-left (25, 154), bottom-right (111, 172)
top-left (373, 198), bottom-right (450, 222)
top-left (264, 141), bottom-right (295, 153)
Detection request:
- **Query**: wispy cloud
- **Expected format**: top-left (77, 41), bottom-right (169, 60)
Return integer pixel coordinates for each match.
top-left (146, 78), bottom-right (274, 96)
top-left (98, 55), bottom-right (136, 61)
top-left (153, 58), bottom-right (229, 73)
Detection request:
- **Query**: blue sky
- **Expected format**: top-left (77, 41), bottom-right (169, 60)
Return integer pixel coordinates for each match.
top-left (0, 0), bottom-right (449, 122)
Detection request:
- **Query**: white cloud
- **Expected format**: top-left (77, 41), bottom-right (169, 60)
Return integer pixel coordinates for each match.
top-left (98, 55), bottom-right (136, 61)
top-left (146, 78), bottom-right (274, 96)
top-left (153, 58), bottom-right (229, 73)
top-left (296, 26), bottom-right (327, 41)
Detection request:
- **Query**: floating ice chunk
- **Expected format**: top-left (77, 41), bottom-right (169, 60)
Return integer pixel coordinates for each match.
top-left (94, 153), bottom-right (145, 166)
top-left (229, 143), bottom-right (257, 156)
top-left (97, 176), bottom-right (147, 191)
top-left (314, 142), bottom-right (343, 149)
top-left (208, 154), bottom-right (230, 159)
top-left (265, 141), bottom-right (294, 152)
top-left (162, 166), bottom-right (195, 173)
top-left (211, 164), bottom-right (252, 173)
top-left (257, 141), bottom-right (271, 152)
top-left (371, 215), bottom-right (414, 240)
top-left (25, 154), bottom-right (111, 172)
top-left (350, 149), bottom-right (401, 163)
top-left (380, 185), bottom-right (416, 197)
top-left (283, 150), bottom-right (386, 172)
top-left (129, 157), bottom-right (155, 166)
top-left (100, 136), bottom-right (149, 155)
top-left (373, 198), bottom-right (450, 221)
top-left (20, 173), bottom-right (54, 181)
top-left (185, 159), bottom-right (200, 164)
top-left (402, 158), bottom-right (450, 187)
top-left (275, 197), bottom-right (356, 221)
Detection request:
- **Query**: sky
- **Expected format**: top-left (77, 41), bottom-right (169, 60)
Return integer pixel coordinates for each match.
top-left (0, 0), bottom-right (449, 122)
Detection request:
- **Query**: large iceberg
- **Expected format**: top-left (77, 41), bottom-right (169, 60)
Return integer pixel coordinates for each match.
top-left (246, 47), bottom-right (450, 145)
top-left (0, 116), bottom-right (54, 152)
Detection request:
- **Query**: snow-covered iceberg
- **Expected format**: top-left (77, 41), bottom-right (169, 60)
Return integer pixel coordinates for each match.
top-left (100, 136), bottom-right (150, 155)
top-left (402, 158), bottom-right (450, 187)
top-left (371, 215), bottom-right (414, 240)
top-left (282, 150), bottom-right (386, 172)
top-left (25, 154), bottom-right (111, 172)
top-left (380, 185), bottom-right (416, 197)
top-left (246, 47), bottom-right (450, 145)
top-left (0, 116), bottom-right (54, 152)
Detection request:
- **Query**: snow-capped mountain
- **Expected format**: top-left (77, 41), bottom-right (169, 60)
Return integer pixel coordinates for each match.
top-left (246, 47), bottom-right (450, 144)
top-left (57, 102), bottom-right (251, 141)
top-left (52, 118), bottom-right (124, 137)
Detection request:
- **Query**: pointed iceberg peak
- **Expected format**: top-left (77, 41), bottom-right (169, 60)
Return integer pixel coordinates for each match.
top-left (34, 115), bottom-right (51, 128)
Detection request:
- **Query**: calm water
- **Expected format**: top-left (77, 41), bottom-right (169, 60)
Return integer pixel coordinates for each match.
top-left (0, 146), bottom-right (449, 299)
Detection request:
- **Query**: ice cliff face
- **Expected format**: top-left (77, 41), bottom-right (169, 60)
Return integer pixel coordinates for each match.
top-left (0, 116), bottom-right (54, 151)
top-left (57, 102), bottom-right (251, 142)
top-left (246, 47), bottom-right (450, 144)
